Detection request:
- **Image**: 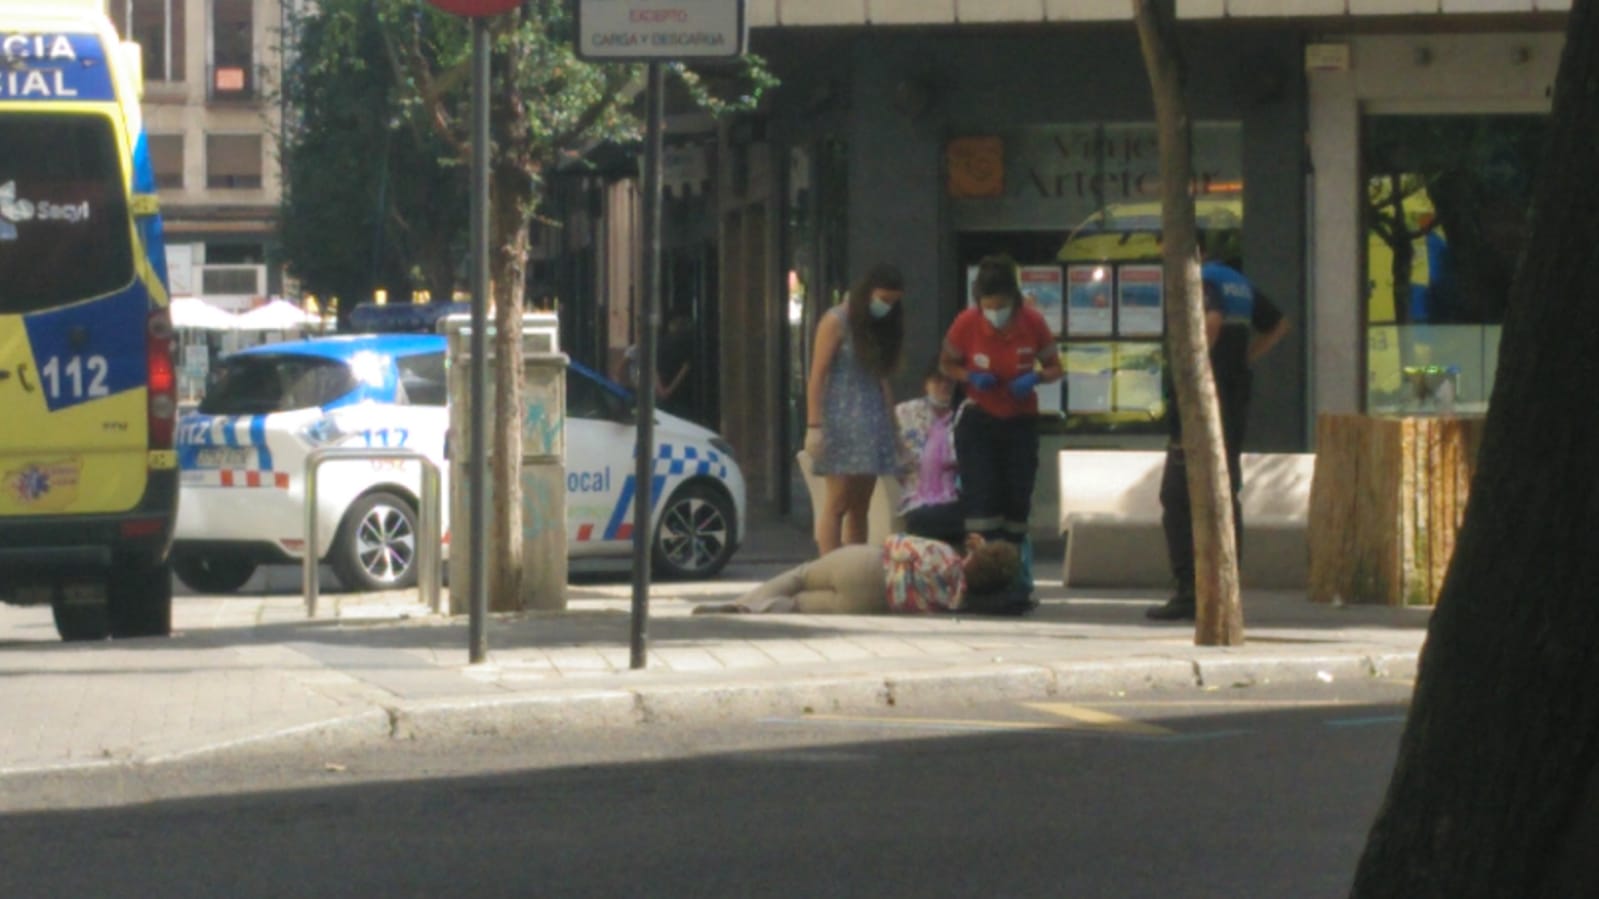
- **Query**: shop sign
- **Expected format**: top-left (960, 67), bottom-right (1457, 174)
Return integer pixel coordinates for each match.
top-left (949, 122), bottom-right (1243, 232)
top-left (576, 0), bottom-right (747, 61)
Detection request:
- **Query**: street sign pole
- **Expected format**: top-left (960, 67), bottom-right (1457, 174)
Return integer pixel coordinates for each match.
top-left (419, 0), bottom-right (518, 665)
top-left (467, 16), bottom-right (491, 664)
top-left (630, 60), bottom-right (664, 670)
top-left (576, 0), bottom-right (747, 671)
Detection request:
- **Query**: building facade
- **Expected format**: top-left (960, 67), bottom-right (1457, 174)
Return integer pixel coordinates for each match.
top-left (708, 0), bottom-right (1567, 529)
top-left (108, 0), bottom-right (284, 312)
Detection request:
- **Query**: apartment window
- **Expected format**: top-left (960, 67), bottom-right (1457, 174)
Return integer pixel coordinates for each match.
top-left (210, 0), bottom-right (254, 100)
top-left (206, 134), bottom-right (262, 189)
top-left (111, 0), bottom-right (187, 83)
top-left (148, 134), bottom-right (184, 190)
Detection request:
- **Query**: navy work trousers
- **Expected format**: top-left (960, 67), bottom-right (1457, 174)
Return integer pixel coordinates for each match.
top-left (954, 406), bottom-right (1039, 545)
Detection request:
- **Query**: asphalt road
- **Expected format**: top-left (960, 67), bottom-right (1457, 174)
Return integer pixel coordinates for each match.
top-left (0, 679), bottom-right (1410, 899)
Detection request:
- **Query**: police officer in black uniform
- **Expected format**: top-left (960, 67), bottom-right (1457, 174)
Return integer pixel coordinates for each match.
top-left (1147, 248), bottom-right (1290, 621)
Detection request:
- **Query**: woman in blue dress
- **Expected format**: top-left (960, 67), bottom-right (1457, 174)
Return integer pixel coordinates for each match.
top-left (804, 263), bottom-right (906, 553)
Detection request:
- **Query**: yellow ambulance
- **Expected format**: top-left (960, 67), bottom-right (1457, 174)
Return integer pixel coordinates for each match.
top-left (0, 0), bottom-right (177, 639)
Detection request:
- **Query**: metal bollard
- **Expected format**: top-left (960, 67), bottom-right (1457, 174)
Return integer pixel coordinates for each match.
top-left (303, 447), bottom-right (443, 618)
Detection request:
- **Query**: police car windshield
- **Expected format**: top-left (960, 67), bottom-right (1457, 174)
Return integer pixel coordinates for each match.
top-left (0, 113), bottom-right (133, 314)
top-left (200, 354), bottom-right (359, 415)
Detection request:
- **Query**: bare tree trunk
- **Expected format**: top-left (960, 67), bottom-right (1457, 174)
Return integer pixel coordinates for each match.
top-left (1351, 3), bottom-right (1599, 894)
top-left (488, 165), bottom-right (528, 612)
top-left (1132, 0), bottom-right (1243, 646)
top-left (1384, 174), bottom-right (1414, 326)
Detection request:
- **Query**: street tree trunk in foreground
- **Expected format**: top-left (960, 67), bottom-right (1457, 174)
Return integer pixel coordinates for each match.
top-left (488, 162), bottom-right (529, 611)
top-left (1351, 4), bottom-right (1599, 895)
top-left (1132, 0), bottom-right (1244, 646)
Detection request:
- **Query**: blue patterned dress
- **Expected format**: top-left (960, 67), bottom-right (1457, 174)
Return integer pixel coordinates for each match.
top-left (815, 306), bottom-right (898, 476)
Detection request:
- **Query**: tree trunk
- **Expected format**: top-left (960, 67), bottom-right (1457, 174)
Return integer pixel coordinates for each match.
top-left (1132, 0), bottom-right (1243, 646)
top-left (1351, 3), bottom-right (1599, 894)
top-left (488, 164), bottom-right (529, 612)
top-left (1384, 174), bottom-right (1414, 326)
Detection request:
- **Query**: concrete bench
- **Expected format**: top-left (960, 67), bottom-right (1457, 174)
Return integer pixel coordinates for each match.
top-left (1058, 449), bottom-right (1315, 589)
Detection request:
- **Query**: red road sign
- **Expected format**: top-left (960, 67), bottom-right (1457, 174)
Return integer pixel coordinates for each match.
top-left (425, 0), bottom-right (520, 16)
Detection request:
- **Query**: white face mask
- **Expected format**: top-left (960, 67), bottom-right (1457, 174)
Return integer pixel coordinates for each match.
top-left (927, 394), bottom-right (951, 409)
top-left (983, 307), bottom-right (1012, 329)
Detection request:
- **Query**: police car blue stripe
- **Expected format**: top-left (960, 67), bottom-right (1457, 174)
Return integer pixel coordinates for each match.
top-left (250, 415), bottom-right (273, 470)
top-left (603, 476), bottom-right (636, 541)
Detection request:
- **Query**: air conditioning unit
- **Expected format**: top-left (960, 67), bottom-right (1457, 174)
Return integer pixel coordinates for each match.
top-left (198, 264), bottom-right (266, 307)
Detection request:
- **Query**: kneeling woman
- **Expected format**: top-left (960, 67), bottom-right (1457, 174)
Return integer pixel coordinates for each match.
top-left (695, 534), bottom-right (1019, 615)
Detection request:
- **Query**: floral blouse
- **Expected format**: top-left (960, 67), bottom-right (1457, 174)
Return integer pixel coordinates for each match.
top-left (882, 534), bottom-right (965, 613)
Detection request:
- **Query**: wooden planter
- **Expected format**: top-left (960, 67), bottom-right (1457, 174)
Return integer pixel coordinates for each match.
top-left (1308, 413), bottom-right (1486, 606)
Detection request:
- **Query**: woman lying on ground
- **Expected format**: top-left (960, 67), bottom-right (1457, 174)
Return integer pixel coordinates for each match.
top-left (693, 533), bottom-right (1020, 616)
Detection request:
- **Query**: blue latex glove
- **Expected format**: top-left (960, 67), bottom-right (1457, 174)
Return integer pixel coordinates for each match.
top-left (1009, 371), bottom-right (1041, 398)
top-left (968, 371), bottom-right (999, 392)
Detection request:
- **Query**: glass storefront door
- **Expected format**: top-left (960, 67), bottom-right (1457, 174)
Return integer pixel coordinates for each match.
top-left (781, 139), bottom-right (849, 512)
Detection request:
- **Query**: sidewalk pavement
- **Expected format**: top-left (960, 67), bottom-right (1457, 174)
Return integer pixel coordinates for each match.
top-left (0, 511), bottom-right (1430, 776)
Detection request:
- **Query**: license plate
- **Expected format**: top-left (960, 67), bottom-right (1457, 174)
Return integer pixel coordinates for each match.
top-left (194, 447), bottom-right (255, 468)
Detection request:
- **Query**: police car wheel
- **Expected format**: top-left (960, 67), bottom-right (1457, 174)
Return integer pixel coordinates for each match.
top-left (652, 484), bottom-right (736, 580)
top-left (333, 491), bottom-right (420, 592)
top-left (172, 555), bottom-right (257, 595)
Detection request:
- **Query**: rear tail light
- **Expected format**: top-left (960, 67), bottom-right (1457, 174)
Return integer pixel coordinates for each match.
top-left (120, 517), bottom-right (168, 539)
top-left (147, 308), bottom-right (177, 450)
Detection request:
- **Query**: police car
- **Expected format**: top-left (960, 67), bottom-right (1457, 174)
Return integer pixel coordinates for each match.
top-left (171, 334), bottom-right (746, 593)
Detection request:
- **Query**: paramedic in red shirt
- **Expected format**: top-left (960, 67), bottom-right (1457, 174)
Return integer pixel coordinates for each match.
top-left (939, 254), bottom-right (1065, 549)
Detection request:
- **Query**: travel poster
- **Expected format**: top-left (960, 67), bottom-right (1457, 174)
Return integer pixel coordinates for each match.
top-left (1019, 265), bottom-right (1064, 335)
top-left (1063, 342), bottom-right (1114, 414)
top-left (1113, 342), bottom-right (1166, 418)
top-left (1037, 380), bottom-right (1063, 416)
top-left (1065, 265), bottom-right (1113, 337)
top-left (1116, 264), bottom-right (1164, 336)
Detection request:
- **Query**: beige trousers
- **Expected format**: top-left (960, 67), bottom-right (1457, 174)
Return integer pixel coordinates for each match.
top-left (737, 544), bottom-right (887, 614)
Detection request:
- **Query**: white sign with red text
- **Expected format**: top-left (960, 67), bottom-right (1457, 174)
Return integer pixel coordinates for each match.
top-left (577, 0), bottom-right (746, 61)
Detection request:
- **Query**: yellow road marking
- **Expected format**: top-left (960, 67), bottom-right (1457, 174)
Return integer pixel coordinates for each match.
top-left (801, 704), bottom-right (1175, 737)
top-left (1070, 697), bottom-right (1409, 710)
top-left (803, 714), bottom-right (1063, 732)
top-left (1024, 702), bottom-right (1176, 737)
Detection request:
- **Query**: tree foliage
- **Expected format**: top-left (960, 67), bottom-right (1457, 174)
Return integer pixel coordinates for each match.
top-left (278, 0), bottom-right (467, 319)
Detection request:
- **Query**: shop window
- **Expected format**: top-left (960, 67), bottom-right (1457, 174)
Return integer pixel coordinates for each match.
top-left (148, 134), bottom-right (183, 190)
top-left (951, 122), bottom-right (1243, 437)
top-left (1361, 115), bottom-right (1546, 415)
top-left (111, 0), bottom-right (187, 83)
top-left (206, 134), bottom-right (262, 189)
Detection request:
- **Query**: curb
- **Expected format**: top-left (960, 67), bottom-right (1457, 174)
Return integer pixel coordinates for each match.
top-left (1, 650), bottom-right (1419, 775)
top-left (332, 650), bottom-right (1419, 748)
